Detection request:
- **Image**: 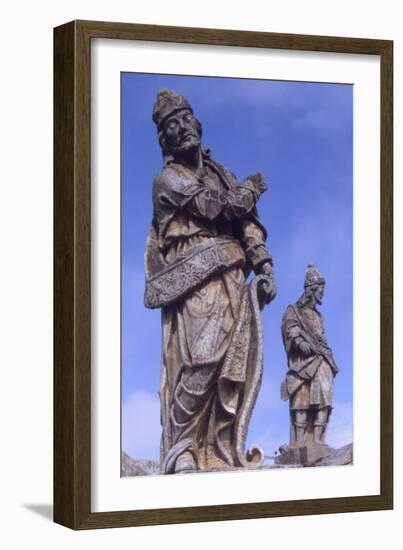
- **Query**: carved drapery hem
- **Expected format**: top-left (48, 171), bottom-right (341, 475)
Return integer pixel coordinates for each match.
top-left (159, 273), bottom-right (269, 473)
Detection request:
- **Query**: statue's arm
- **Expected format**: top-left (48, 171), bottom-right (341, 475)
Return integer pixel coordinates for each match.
top-left (282, 309), bottom-right (306, 351)
top-left (239, 218), bottom-right (276, 303)
top-left (240, 219), bottom-right (273, 274)
top-left (193, 183), bottom-right (263, 221)
top-left (215, 160), bottom-right (274, 277)
top-left (153, 169), bottom-right (265, 223)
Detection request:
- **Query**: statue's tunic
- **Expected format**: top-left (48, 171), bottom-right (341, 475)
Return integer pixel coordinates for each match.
top-left (281, 302), bottom-right (338, 444)
top-left (145, 157), bottom-right (272, 472)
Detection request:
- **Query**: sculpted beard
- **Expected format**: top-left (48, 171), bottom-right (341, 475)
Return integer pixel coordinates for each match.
top-left (159, 118), bottom-right (202, 157)
top-left (172, 132), bottom-right (200, 155)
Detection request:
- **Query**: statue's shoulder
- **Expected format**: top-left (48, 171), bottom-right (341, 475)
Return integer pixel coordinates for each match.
top-left (282, 303), bottom-right (299, 323)
top-left (153, 164), bottom-right (183, 188)
top-left (153, 164), bottom-right (192, 196)
top-left (152, 164), bottom-right (203, 212)
top-left (286, 303), bottom-right (298, 314)
top-left (205, 158), bottom-right (238, 187)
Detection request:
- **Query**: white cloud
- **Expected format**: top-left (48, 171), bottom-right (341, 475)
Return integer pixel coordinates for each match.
top-left (122, 390), bottom-right (161, 460)
top-left (190, 78), bottom-right (293, 111)
top-left (278, 189), bottom-right (352, 310)
top-left (291, 103), bottom-right (350, 135)
top-left (327, 401), bottom-right (353, 449)
top-left (287, 190), bottom-right (351, 267)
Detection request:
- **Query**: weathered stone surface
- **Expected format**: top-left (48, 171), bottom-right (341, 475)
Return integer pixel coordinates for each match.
top-left (121, 452), bottom-right (160, 476)
top-left (313, 443), bottom-right (353, 466)
top-left (280, 265), bottom-right (340, 451)
top-left (274, 443), bottom-right (333, 466)
top-left (122, 444), bottom-right (353, 476)
top-left (142, 89), bottom-right (276, 474)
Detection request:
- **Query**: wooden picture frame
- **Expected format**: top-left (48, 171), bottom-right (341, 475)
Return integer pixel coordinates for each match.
top-left (54, 19), bottom-right (393, 529)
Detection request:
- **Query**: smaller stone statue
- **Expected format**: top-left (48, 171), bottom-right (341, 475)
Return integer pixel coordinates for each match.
top-left (276, 265), bottom-right (339, 465)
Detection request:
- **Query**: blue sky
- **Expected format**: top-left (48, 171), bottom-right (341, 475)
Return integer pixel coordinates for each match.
top-left (121, 72), bottom-right (353, 461)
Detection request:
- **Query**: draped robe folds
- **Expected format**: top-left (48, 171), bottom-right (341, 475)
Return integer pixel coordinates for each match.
top-left (281, 303), bottom-right (339, 446)
top-left (145, 157), bottom-right (272, 473)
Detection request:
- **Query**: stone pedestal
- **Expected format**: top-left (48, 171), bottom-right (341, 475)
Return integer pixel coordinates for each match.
top-left (274, 443), bottom-right (333, 467)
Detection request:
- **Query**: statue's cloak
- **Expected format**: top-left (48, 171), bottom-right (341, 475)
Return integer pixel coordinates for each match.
top-left (144, 158), bottom-right (269, 472)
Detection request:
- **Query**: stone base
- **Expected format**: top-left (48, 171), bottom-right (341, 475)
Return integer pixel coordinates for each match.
top-left (274, 444), bottom-right (333, 467)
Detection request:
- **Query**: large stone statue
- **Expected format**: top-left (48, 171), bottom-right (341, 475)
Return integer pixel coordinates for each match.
top-left (279, 265), bottom-right (339, 463)
top-left (144, 89), bottom-right (276, 474)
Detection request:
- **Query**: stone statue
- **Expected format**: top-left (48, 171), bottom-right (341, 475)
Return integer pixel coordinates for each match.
top-left (279, 265), bottom-right (339, 463)
top-left (144, 89), bottom-right (276, 474)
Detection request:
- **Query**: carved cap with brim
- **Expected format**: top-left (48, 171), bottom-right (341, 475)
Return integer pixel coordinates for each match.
top-left (304, 264), bottom-right (325, 288)
top-left (152, 88), bottom-right (193, 130)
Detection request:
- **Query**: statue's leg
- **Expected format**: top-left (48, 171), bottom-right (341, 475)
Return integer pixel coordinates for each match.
top-left (174, 451), bottom-right (197, 473)
top-left (313, 407), bottom-right (330, 444)
top-left (170, 365), bottom-right (216, 472)
top-left (294, 410), bottom-right (308, 447)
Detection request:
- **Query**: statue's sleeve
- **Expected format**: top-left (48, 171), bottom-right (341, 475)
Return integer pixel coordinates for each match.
top-left (281, 307), bottom-right (303, 354)
top-left (153, 168), bottom-right (260, 223)
top-left (194, 184), bottom-right (259, 221)
top-left (210, 161), bottom-right (273, 270)
top-left (240, 219), bottom-right (273, 271)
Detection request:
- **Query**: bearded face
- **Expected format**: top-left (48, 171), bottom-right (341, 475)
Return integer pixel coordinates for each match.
top-left (299, 283), bottom-right (325, 308)
top-left (312, 283), bottom-right (325, 305)
top-left (159, 109), bottom-right (202, 156)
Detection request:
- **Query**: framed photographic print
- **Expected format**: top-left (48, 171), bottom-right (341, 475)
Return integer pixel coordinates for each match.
top-left (54, 20), bottom-right (393, 529)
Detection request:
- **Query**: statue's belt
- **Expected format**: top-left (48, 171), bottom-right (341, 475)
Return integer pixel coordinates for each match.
top-left (144, 237), bottom-right (246, 309)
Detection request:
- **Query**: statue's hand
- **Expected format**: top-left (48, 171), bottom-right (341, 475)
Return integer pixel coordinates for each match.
top-left (299, 341), bottom-right (312, 355)
top-left (260, 261), bottom-right (273, 276)
top-left (258, 263), bottom-right (276, 307)
top-left (243, 172), bottom-right (267, 199)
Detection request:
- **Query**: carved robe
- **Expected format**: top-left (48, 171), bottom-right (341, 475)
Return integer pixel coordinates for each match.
top-left (145, 156), bottom-right (272, 472)
top-left (281, 302), bottom-right (339, 445)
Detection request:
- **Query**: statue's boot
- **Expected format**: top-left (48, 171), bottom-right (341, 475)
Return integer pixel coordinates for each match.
top-left (294, 422), bottom-right (307, 447)
top-left (313, 424), bottom-right (327, 445)
top-left (313, 407), bottom-right (330, 445)
top-left (174, 451), bottom-right (197, 473)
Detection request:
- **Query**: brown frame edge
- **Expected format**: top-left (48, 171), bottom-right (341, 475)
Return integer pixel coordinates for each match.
top-left (54, 19), bottom-right (393, 530)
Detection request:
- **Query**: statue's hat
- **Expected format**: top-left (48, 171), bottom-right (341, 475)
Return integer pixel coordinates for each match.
top-left (304, 264), bottom-right (325, 288)
top-left (152, 89), bottom-right (193, 130)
